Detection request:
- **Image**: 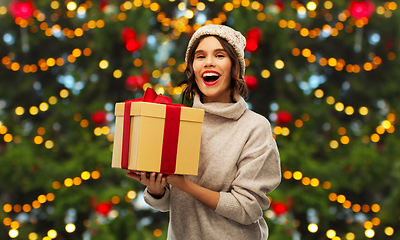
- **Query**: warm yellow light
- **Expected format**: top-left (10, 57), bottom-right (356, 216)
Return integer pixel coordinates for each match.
top-left (326, 96), bottom-right (335, 105)
top-left (47, 229), bottom-right (57, 238)
top-left (127, 190), bottom-right (137, 199)
top-left (91, 171), bottom-right (100, 179)
top-left (66, 2), bottom-right (77, 11)
top-left (60, 89), bottom-right (69, 98)
top-left (344, 106), bottom-right (354, 115)
top-left (340, 136), bottom-right (350, 144)
top-left (275, 60), bottom-right (284, 69)
top-left (381, 120), bottom-right (391, 129)
top-left (45, 140), bottom-right (54, 149)
top-left (384, 227), bottom-right (394, 236)
top-left (184, 9), bottom-right (194, 18)
top-left (111, 196), bottom-right (120, 204)
top-left (364, 221), bottom-right (373, 229)
top-left (330, 140), bottom-right (339, 149)
top-left (30, 106), bottom-right (39, 115)
top-left (371, 133), bottom-right (380, 142)
top-left (346, 232), bottom-right (355, 240)
top-left (359, 106), bottom-right (368, 115)
top-left (371, 204), bottom-right (380, 212)
top-left (261, 69), bottom-right (270, 78)
top-left (301, 177), bottom-right (310, 185)
top-left (99, 60), bottom-right (109, 69)
top-left (34, 136), bottom-right (43, 145)
top-left (65, 223), bottom-right (76, 233)
top-left (306, 2), bottom-right (317, 11)
top-left (314, 89), bottom-right (324, 98)
top-left (352, 204), bottom-right (361, 212)
top-left (15, 106), bottom-right (25, 115)
top-left (81, 171), bottom-right (91, 180)
top-left (49, 96), bottom-right (57, 105)
top-left (73, 177), bottom-right (82, 185)
top-left (334, 102), bottom-right (344, 111)
top-left (365, 229), bottom-right (375, 238)
top-left (39, 102), bottom-right (49, 111)
top-left (4, 133), bottom-right (13, 142)
top-left (113, 69), bottom-right (123, 78)
top-left (326, 229), bottom-right (336, 238)
top-left (308, 223), bottom-right (318, 233)
top-left (293, 171), bottom-right (303, 180)
top-left (283, 171), bottom-right (292, 179)
top-left (197, 2), bottom-right (206, 11)
top-left (46, 58), bottom-right (56, 67)
top-left (337, 194), bottom-right (346, 203)
top-left (10, 221), bottom-right (20, 229)
top-left (101, 126), bottom-right (110, 135)
top-left (28, 232), bottom-right (38, 240)
top-left (324, 1), bottom-right (333, 9)
top-left (310, 178), bottom-right (319, 187)
top-left (328, 193), bottom-right (337, 201)
top-left (47, 193), bottom-right (55, 201)
top-left (281, 127), bottom-right (290, 136)
top-left (9, 229), bottom-right (19, 238)
top-left (153, 229), bottom-right (162, 237)
top-left (273, 126), bottom-right (282, 135)
top-left (64, 178), bottom-right (73, 187)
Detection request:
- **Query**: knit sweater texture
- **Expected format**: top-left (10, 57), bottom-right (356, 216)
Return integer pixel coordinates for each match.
top-left (144, 94), bottom-right (281, 240)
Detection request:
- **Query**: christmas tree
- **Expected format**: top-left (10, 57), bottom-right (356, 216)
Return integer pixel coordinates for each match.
top-left (1, 0), bottom-right (399, 239)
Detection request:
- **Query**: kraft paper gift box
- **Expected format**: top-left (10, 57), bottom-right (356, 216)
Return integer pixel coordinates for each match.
top-left (111, 88), bottom-right (204, 175)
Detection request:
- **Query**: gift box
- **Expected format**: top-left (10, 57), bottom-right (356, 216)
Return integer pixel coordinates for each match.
top-left (111, 88), bottom-right (204, 175)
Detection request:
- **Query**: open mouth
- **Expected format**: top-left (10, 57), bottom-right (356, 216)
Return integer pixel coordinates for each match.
top-left (202, 72), bottom-right (220, 85)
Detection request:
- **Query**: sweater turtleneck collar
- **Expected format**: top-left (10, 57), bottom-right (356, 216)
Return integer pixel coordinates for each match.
top-left (192, 94), bottom-right (247, 121)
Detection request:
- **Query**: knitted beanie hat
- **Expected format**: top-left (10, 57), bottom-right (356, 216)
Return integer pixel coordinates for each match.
top-left (185, 24), bottom-right (246, 79)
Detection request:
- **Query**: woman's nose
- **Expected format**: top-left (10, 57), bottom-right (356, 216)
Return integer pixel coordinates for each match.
top-left (204, 56), bottom-right (215, 67)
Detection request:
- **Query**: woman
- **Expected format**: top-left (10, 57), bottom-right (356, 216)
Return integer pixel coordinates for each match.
top-left (127, 24), bottom-right (281, 239)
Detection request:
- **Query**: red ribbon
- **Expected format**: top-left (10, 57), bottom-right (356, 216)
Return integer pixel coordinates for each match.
top-left (120, 88), bottom-right (186, 175)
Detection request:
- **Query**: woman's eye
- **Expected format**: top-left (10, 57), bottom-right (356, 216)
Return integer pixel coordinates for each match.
top-left (196, 55), bottom-right (205, 59)
top-left (216, 54), bottom-right (225, 58)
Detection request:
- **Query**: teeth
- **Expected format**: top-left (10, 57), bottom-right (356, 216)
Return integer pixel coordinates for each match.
top-left (202, 72), bottom-right (219, 78)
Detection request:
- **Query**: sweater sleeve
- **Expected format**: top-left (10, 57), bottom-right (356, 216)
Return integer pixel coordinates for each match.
top-left (214, 117), bottom-right (281, 225)
top-left (143, 185), bottom-right (171, 212)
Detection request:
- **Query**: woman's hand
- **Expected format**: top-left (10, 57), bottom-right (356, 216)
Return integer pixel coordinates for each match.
top-left (166, 174), bottom-right (186, 188)
top-left (126, 172), bottom-right (167, 199)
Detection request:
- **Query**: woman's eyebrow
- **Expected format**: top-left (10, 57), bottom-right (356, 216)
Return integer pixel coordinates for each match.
top-left (195, 48), bottom-right (226, 54)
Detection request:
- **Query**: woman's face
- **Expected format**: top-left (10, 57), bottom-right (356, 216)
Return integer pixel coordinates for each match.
top-left (193, 36), bottom-right (232, 103)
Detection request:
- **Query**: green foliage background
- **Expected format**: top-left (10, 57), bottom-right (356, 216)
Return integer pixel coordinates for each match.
top-left (0, 0), bottom-right (399, 239)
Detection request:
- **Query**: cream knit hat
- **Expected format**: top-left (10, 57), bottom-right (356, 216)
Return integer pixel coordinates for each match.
top-left (185, 24), bottom-right (246, 79)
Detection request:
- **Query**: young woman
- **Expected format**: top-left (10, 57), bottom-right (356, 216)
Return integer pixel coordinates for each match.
top-left (127, 24), bottom-right (281, 239)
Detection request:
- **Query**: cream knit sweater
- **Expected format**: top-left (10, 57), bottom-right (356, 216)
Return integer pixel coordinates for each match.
top-left (144, 94), bottom-right (281, 240)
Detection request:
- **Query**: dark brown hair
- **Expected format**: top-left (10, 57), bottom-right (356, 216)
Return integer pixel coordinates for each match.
top-left (180, 35), bottom-right (248, 102)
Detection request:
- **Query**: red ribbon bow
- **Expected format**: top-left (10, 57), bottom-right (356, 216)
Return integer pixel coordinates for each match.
top-left (121, 88), bottom-right (186, 175)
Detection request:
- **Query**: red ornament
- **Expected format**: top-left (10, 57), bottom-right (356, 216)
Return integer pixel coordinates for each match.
top-left (122, 28), bottom-right (137, 43)
top-left (247, 28), bottom-right (262, 44)
top-left (348, 0), bottom-right (375, 20)
top-left (271, 202), bottom-right (288, 216)
top-left (276, 110), bottom-right (292, 126)
top-left (96, 202), bottom-right (113, 216)
top-left (244, 75), bottom-right (258, 91)
top-left (99, 0), bottom-right (109, 12)
top-left (8, 0), bottom-right (35, 20)
top-left (91, 110), bottom-right (107, 126)
top-left (125, 39), bottom-right (141, 52)
top-left (275, 0), bottom-right (284, 12)
top-left (245, 39), bottom-right (258, 52)
top-left (126, 75), bottom-right (148, 91)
